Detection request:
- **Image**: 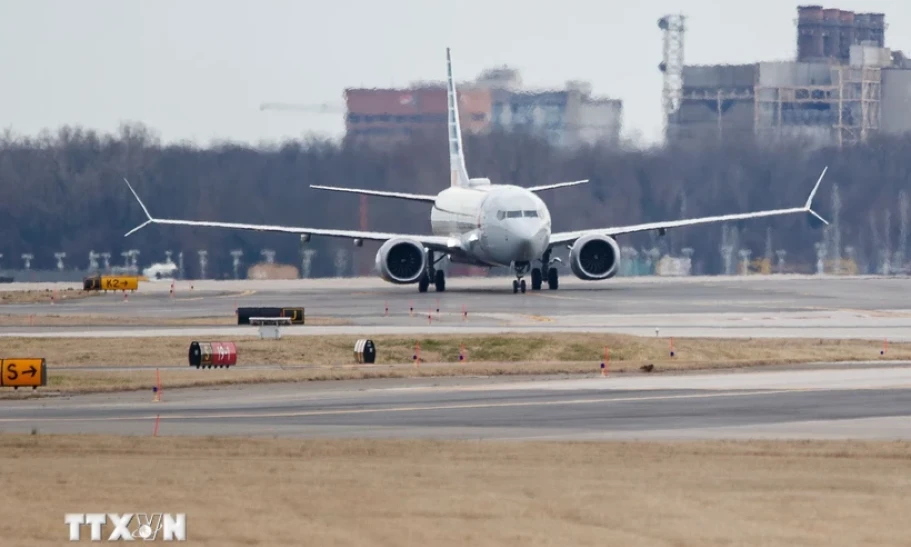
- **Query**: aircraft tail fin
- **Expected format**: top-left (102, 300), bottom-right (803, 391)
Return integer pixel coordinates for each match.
top-left (446, 47), bottom-right (470, 188)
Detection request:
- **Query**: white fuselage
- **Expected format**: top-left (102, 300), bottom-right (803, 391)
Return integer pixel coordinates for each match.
top-left (429, 183), bottom-right (551, 267)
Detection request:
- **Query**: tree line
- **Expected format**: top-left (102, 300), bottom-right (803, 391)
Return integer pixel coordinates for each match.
top-left (0, 122), bottom-right (908, 277)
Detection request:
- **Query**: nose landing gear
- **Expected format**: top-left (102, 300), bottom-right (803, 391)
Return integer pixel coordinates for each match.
top-left (512, 278), bottom-right (526, 294)
top-left (512, 261), bottom-right (529, 293)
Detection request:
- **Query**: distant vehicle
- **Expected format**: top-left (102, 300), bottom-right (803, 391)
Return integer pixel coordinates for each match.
top-left (124, 48), bottom-right (829, 294)
top-left (142, 262), bottom-right (177, 281)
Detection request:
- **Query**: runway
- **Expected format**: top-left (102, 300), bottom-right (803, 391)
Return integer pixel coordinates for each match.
top-left (3, 275), bottom-right (911, 441)
top-left (2, 364), bottom-right (910, 440)
top-left (4, 274), bottom-right (911, 339)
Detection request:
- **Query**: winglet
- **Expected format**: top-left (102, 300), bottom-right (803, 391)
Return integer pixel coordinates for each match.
top-left (123, 178), bottom-right (156, 236)
top-left (803, 166), bottom-right (829, 225)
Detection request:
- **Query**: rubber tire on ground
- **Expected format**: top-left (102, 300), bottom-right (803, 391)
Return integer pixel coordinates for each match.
top-left (520, 279), bottom-right (526, 293)
top-left (547, 267), bottom-right (559, 290)
top-left (512, 280), bottom-right (519, 294)
top-left (418, 274), bottom-right (430, 293)
top-left (434, 270), bottom-right (446, 292)
top-left (531, 268), bottom-right (542, 291)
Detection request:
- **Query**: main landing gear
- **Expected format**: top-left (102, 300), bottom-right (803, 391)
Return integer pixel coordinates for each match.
top-left (418, 250), bottom-right (446, 293)
top-left (512, 262), bottom-right (560, 294)
top-left (527, 250), bottom-right (559, 292)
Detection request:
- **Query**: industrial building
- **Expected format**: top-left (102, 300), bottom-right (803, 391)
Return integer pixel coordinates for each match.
top-left (344, 66), bottom-right (622, 149)
top-left (663, 6), bottom-right (911, 147)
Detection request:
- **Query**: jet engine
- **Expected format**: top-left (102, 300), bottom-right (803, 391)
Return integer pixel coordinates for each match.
top-left (568, 234), bottom-right (621, 280)
top-left (375, 238), bottom-right (427, 284)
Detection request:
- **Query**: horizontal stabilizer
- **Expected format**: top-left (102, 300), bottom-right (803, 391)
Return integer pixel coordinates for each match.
top-left (310, 185), bottom-right (437, 203)
top-left (527, 180), bottom-right (589, 192)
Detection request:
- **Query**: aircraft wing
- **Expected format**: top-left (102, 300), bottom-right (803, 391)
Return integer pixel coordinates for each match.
top-left (548, 167), bottom-right (829, 247)
top-left (122, 179), bottom-right (458, 251)
top-left (526, 179), bottom-right (589, 192)
top-left (309, 185), bottom-right (438, 203)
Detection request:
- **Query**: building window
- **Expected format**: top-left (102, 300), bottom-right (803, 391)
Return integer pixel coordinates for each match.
top-left (348, 113), bottom-right (362, 123)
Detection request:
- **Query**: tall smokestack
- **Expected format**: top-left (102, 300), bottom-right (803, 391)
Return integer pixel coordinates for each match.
top-left (797, 5), bottom-right (825, 61)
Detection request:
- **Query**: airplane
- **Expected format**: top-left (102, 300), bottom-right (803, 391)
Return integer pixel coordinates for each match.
top-left (123, 47), bottom-right (829, 294)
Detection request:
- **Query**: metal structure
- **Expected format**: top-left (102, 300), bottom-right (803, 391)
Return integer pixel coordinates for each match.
top-left (197, 250), bottom-right (208, 280)
top-left (230, 249), bottom-right (244, 280)
top-left (21, 253), bottom-right (33, 270)
top-left (301, 249), bottom-right (317, 279)
top-left (659, 14), bottom-right (686, 143)
top-left (54, 252), bottom-right (66, 271)
top-left (738, 249), bottom-right (752, 275)
top-left (260, 249), bottom-right (276, 264)
top-left (754, 64), bottom-right (881, 147)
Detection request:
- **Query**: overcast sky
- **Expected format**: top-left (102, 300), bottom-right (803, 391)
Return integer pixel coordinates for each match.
top-left (1, 0), bottom-right (909, 147)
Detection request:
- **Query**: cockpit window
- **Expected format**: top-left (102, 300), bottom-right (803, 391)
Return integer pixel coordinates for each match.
top-left (506, 211), bottom-right (522, 218)
top-left (497, 211), bottom-right (505, 220)
top-left (523, 210), bottom-right (538, 218)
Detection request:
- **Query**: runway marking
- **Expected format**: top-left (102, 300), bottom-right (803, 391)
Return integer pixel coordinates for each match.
top-left (531, 293), bottom-right (605, 302)
top-left (523, 315), bottom-right (553, 322)
top-left (0, 386), bottom-right (882, 423)
top-left (214, 290), bottom-right (256, 299)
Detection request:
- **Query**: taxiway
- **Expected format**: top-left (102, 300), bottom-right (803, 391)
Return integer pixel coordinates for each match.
top-left (2, 275), bottom-right (911, 339)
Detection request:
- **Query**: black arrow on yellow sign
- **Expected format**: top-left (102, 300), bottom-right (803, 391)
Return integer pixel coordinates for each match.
top-left (23, 365), bottom-right (37, 378)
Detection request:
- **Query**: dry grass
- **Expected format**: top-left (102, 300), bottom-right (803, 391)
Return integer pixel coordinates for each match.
top-left (0, 333), bottom-right (904, 394)
top-left (0, 289), bottom-right (99, 304)
top-left (6, 332), bottom-right (906, 368)
top-left (0, 313), bottom-right (350, 327)
top-left (1, 434), bottom-right (909, 546)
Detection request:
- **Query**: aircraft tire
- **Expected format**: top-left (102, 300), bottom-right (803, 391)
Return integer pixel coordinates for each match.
top-left (434, 270), bottom-right (446, 292)
top-left (547, 267), bottom-right (559, 290)
top-left (531, 268), bottom-right (542, 290)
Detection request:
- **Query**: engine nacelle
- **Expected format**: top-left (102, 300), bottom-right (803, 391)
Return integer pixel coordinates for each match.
top-left (568, 234), bottom-right (621, 281)
top-left (375, 238), bottom-right (427, 284)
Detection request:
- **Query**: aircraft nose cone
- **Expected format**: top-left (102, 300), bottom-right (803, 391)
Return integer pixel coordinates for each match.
top-left (510, 223), bottom-right (548, 261)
